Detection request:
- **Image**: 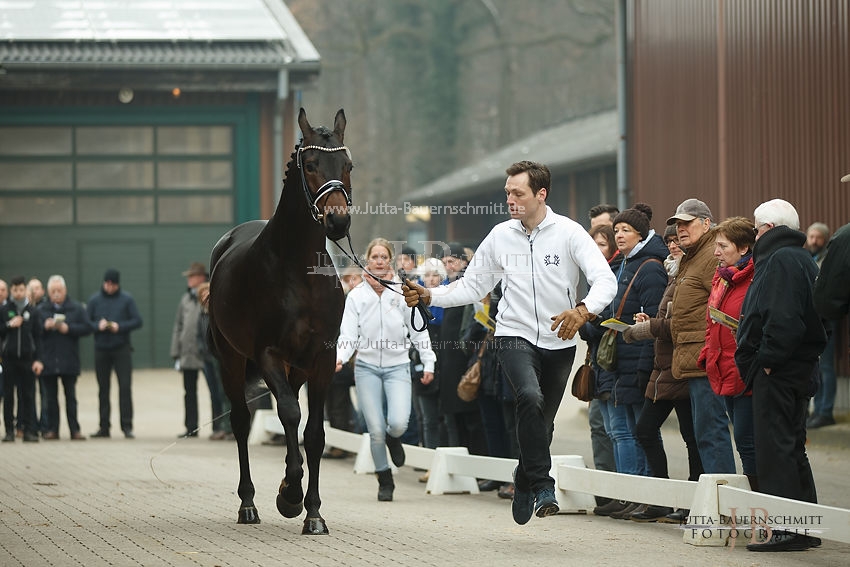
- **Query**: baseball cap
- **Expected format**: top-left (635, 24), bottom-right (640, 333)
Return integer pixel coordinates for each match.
top-left (666, 198), bottom-right (714, 225)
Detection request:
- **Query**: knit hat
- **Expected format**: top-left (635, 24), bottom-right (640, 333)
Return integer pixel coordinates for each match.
top-left (613, 203), bottom-right (653, 240)
top-left (103, 268), bottom-right (120, 284)
top-left (663, 224), bottom-right (678, 241)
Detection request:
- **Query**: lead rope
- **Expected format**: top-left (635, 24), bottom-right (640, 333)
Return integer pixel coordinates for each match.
top-left (330, 234), bottom-right (432, 332)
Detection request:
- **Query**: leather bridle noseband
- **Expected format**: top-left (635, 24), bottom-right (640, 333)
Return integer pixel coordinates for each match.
top-left (296, 144), bottom-right (353, 222)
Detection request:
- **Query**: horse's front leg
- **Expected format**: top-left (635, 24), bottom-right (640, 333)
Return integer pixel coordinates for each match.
top-left (301, 361), bottom-right (331, 535)
top-left (262, 357), bottom-right (305, 520)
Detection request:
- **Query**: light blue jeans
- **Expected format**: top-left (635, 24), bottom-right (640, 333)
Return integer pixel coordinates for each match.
top-left (354, 360), bottom-right (411, 472)
top-left (600, 399), bottom-right (649, 476)
top-left (689, 376), bottom-right (736, 474)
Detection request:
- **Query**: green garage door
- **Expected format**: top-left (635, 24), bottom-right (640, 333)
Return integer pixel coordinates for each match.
top-left (0, 105), bottom-right (260, 368)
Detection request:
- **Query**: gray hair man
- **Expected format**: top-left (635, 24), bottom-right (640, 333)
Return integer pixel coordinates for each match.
top-left (735, 198), bottom-right (826, 552)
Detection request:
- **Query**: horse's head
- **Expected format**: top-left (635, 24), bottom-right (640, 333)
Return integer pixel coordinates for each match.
top-left (297, 108), bottom-right (352, 241)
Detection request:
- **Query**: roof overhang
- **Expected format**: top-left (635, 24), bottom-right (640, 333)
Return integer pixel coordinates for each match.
top-left (0, 0), bottom-right (319, 87)
top-left (405, 110), bottom-right (618, 204)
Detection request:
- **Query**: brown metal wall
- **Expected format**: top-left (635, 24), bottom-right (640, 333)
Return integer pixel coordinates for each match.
top-left (630, 0), bottom-right (850, 232)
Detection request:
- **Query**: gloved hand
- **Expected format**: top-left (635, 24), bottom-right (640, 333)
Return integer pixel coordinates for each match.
top-left (401, 279), bottom-right (431, 308)
top-left (550, 304), bottom-right (593, 341)
top-left (623, 320), bottom-right (652, 343)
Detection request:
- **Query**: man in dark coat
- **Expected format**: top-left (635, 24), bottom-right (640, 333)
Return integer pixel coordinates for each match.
top-left (813, 175), bottom-right (850, 324)
top-left (86, 269), bottom-right (143, 439)
top-left (36, 275), bottom-right (92, 440)
top-left (735, 199), bottom-right (826, 552)
top-left (0, 276), bottom-right (42, 442)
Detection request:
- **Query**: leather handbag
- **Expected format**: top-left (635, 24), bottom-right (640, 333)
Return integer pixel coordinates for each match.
top-left (457, 334), bottom-right (491, 402)
top-left (596, 258), bottom-right (662, 372)
top-left (571, 350), bottom-right (596, 402)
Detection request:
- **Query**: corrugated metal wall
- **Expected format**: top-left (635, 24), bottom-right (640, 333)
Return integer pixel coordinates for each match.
top-left (630, 0), bottom-right (850, 231)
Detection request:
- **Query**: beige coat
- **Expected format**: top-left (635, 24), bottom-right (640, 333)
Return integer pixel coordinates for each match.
top-left (670, 229), bottom-right (717, 379)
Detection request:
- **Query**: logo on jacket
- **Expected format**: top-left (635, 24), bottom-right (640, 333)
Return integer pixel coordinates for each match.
top-left (544, 254), bottom-right (560, 267)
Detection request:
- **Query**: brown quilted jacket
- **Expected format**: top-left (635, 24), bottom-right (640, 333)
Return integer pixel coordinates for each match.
top-left (670, 229), bottom-right (718, 379)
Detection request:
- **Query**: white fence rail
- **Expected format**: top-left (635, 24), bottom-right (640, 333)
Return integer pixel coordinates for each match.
top-left (248, 416), bottom-right (850, 546)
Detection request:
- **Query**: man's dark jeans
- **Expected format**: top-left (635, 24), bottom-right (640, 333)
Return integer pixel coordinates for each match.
top-left (95, 344), bottom-right (134, 433)
top-left (496, 336), bottom-right (575, 492)
top-left (42, 374), bottom-right (81, 435)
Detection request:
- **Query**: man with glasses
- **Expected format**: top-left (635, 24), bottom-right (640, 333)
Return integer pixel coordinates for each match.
top-left (666, 199), bottom-right (736, 489)
top-left (735, 199), bottom-right (825, 552)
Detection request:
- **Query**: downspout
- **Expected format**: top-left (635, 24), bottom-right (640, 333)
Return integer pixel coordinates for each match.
top-left (274, 69), bottom-right (289, 206)
top-left (616, 0), bottom-right (629, 210)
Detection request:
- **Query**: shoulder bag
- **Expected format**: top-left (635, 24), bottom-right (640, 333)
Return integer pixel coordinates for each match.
top-left (596, 258), bottom-right (662, 371)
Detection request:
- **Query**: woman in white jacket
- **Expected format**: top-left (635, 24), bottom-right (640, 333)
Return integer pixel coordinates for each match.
top-left (336, 238), bottom-right (435, 501)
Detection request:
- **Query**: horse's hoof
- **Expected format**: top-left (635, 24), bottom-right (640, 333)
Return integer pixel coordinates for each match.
top-left (276, 493), bottom-right (304, 518)
top-left (302, 517), bottom-right (329, 535)
top-left (237, 506), bottom-right (261, 524)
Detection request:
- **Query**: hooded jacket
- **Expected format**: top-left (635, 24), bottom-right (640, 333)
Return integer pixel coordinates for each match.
top-left (337, 278), bottom-right (436, 372)
top-left (584, 233), bottom-right (668, 405)
top-left (735, 226), bottom-right (827, 388)
top-left (428, 206), bottom-right (618, 350)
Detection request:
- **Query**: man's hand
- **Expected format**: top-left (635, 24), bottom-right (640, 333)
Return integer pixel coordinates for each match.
top-left (421, 371), bottom-right (434, 385)
top-left (401, 279), bottom-right (431, 308)
top-left (550, 304), bottom-right (593, 341)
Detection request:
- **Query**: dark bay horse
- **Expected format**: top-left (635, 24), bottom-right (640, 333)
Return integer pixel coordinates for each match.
top-left (207, 108), bottom-right (352, 535)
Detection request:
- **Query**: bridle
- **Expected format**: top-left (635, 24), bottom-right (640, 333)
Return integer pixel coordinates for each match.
top-left (296, 144), bottom-right (353, 222)
top-left (297, 143), bottom-right (432, 332)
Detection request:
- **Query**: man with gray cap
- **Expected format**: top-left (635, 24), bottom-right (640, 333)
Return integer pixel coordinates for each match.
top-left (736, 199), bottom-right (825, 551)
top-left (667, 199), bottom-right (736, 494)
top-left (86, 269), bottom-right (143, 439)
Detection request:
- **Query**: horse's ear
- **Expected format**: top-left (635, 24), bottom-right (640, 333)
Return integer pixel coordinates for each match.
top-left (333, 109), bottom-right (346, 143)
top-left (298, 108), bottom-right (312, 138)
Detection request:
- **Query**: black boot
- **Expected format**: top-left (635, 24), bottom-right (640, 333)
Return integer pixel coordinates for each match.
top-left (385, 434), bottom-right (405, 467)
top-left (377, 469), bottom-right (394, 502)
top-left (746, 474), bottom-right (759, 492)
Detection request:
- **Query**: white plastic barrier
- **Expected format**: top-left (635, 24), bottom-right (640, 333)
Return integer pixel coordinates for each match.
top-left (260, 424), bottom-right (850, 545)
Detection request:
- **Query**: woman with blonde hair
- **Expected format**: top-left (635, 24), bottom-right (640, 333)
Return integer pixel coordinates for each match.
top-left (336, 237), bottom-right (436, 501)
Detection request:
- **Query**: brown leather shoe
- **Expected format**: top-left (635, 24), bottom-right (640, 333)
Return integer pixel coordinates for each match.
top-left (42, 431), bottom-right (59, 440)
top-left (70, 431), bottom-right (87, 441)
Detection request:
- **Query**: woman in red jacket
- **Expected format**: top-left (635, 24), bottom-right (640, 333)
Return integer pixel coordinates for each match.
top-left (698, 217), bottom-right (757, 490)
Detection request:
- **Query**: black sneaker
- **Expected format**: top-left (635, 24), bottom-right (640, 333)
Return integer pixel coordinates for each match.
top-left (2, 432), bottom-right (14, 443)
top-left (593, 499), bottom-right (630, 517)
top-left (746, 530), bottom-right (821, 552)
top-left (123, 430), bottom-right (135, 439)
top-left (90, 430), bottom-right (110, 438)
top-left (630, 504), bottom-right (673, 522)
top-left (385, 434), bottom-right (405, 467)
top-left (511, 467), bottom-right (534, 525)
top-left (659, 508), bottom-right (689, 524)
top-left (22, 432), bottom-right (40, 443)
top-left (534, 487), bottom-right (559, 518)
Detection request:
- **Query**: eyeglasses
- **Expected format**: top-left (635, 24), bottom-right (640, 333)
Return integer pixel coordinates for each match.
top-left (753, 222), bottom-right (772, 235)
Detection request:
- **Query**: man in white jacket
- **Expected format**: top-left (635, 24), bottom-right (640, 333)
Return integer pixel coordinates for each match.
top-left (403, 161), bottom-right (617, 524)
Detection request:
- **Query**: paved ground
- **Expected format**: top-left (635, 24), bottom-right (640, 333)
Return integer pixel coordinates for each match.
top-left (1, 367), bottom-right (848, 566)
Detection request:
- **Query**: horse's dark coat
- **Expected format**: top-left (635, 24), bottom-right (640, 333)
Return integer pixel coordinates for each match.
top-left (207, 109), bottom-right (352, 534)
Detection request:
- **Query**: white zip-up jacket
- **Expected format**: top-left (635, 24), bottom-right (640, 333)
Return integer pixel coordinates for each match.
top-left (337, 278), bottom-right (436, 371)
top-left (429, 206), bottom-right (618, 350)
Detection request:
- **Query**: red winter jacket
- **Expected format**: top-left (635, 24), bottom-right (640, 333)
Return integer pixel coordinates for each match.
top-left (698, 256), bottom-right (754, 396)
